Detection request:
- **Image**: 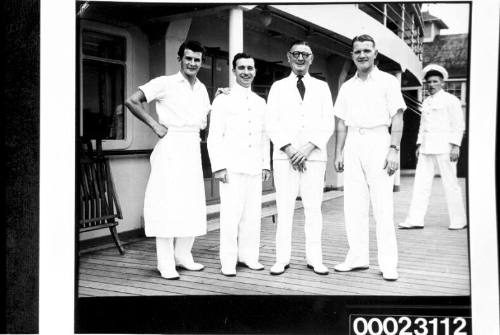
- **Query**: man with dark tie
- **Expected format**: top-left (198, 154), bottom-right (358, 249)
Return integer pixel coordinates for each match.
top-left (266, 40), bottom-right (335, 275)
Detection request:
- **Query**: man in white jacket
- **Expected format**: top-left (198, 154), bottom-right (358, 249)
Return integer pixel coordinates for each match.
top-left (266, 40), bottom-right (335, 276)
top-left (207, 53), bottom-right (271, 276)
top-left (399, 64), bottom-right (467, 230)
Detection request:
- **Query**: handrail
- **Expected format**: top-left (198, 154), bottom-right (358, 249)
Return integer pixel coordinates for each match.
top-left (386, 4), bottom-right (404, 22)
top-left (102, 149), bottom-right (153, 156)
top-left (359, 3), bottom-right (424, 47)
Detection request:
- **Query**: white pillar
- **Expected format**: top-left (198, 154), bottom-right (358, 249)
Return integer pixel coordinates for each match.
top-left (394, 71), bottom-right (403, 191)
top-left (165, 19), bottom-right (192, 75)
top-left (324, 55), bottom-right (351, 190)
top-left (229, 7), bottom-right (244, 88)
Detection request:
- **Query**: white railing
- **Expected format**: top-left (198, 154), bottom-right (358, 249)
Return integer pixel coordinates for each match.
top-left (358, 3), bottom-right (424, 60)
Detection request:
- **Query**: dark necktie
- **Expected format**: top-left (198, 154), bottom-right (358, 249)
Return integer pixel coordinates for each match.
top-left (297, 75), bottom-right (305, 100)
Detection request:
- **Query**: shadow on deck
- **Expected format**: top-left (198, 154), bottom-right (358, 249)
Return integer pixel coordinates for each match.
top-left (78, 176), bottom-right (470, 296)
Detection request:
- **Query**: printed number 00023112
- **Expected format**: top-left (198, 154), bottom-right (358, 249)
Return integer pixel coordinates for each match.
top-left (349, 315), bottom-right (471, 335)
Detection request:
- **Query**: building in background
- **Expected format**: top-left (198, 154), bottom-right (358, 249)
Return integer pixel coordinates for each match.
top-left (77, 3), bottom-right (425, 242)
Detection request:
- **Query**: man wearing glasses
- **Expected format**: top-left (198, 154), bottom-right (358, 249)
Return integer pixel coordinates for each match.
top-left (266, 40), bottom-right (335, 275)
top-left (125, 40), bottom-right (210, 280)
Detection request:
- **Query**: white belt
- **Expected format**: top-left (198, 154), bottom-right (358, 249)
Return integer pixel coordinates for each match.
top-left (348, 125), bottom-right (389, 135)
top-left (167, 126), bottom-right (200, 133)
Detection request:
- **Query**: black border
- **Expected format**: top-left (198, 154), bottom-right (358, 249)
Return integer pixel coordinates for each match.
top-left (76, 296), bottom-right (471, 333)
top-left (74, 1), bottom-right (475, 334)
top-left (3, 0), bottom-right (40, 333)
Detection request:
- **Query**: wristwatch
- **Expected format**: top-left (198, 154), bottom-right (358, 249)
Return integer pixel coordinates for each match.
top-left (389, 144), bottom-right (400, 152)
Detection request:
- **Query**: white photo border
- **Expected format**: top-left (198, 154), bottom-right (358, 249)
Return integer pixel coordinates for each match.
top-left (39, 0), bottom-right (499, 333)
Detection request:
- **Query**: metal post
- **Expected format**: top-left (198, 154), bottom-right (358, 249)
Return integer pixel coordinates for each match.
top-left (401, 4), bottom-right (405, 39)
top-left (229, 6), bottom-right (244, 88)
top-left (411, 14), bottom-right (415, 50)
top-left (383, 4), bottom-right (387, 27)
top-left (394, 71), bottom-right (403, 191)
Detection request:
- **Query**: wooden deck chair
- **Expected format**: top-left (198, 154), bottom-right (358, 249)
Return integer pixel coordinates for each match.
top-left (78, 139), bottom-right (125, 254)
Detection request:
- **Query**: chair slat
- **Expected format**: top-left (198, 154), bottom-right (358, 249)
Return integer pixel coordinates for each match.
top-left (78, 139), bottom-right (125, 254)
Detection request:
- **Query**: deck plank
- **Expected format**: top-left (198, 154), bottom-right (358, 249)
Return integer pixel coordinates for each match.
top-left (78, 176), bottom-right (469, 296)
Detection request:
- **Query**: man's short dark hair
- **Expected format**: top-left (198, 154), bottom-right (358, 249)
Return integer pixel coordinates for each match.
top-left (424, 70), bottom-right (444, 80)
top-left (232, 52), bottom-right (254, 69)
top-left (351, 34), bottom-right (376, 49)
top-left (177, 40), bottom-right (205, 58)
top-left (289, 40), bottom-right (311, 50)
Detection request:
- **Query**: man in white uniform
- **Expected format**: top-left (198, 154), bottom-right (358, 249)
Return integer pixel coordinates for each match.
top-left (399, 64), bottom-right (467, 230)
top-left (333, 34), bottom-right (406, 281)
top-left (266, 40), bottom-right (335, 276)
top-left (207, 53), bottom-right (271, 276)
top-left (125, 40), bottom-right (210, 280)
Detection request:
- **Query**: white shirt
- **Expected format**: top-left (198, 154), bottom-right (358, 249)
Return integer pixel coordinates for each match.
top-left (139, 71), bottom-right (210, 131)
top-left (333, 67), bottom-right (406, 128)
top-left (207, 84), bottom-right (270, 175)
top-left (266, 73), bottom-right (335, 162)
top-left (417, 89), bottom-right (465, 154)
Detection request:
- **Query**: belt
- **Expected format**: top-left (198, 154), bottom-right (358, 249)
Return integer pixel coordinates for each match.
top-left (348, 125), bottom-right (389, 135)
top-left (167, 126), bottom-right (200, 133)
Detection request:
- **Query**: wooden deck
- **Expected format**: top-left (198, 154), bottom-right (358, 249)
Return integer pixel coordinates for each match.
top-left (78, 176), bottom-right (469, 296)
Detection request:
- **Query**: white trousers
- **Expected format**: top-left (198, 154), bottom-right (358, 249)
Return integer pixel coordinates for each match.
top-left (343, 128), bottom-right (398, 273)
top-left (405, 153), bottom-right (467, 228)
top-left (273, 160), bottom-right (326, 265)
top-left (219, 172), bottom-right (262, 268)
top-left (156, 237), bottom-right (195, 272)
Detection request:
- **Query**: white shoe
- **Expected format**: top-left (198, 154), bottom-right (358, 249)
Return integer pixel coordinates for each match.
top-left (307, 263), bottom-right (329, 275)
top-left (158, 267), bottom-right (180, 280)
top-left (270, 263), bottom-right (289, 275)
top-left (398, 221), bottom-right (424, 229)
top-left (221, 266), bottom-right (236, 277)
top-left (334, 262), bottom-right (369, 272)
top-left (382, 270), bottom-right (399, 281)
top-left (176, 261), bottom-right (204, 271)
top-left (237, 261), bottom-right (265, 271)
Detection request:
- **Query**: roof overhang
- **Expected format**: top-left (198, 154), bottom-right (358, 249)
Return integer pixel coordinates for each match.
top-left (270, 4), bottom-right (423, 85)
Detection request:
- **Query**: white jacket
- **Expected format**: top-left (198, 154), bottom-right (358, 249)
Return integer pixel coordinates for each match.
top-left (417, 89), bottom-right (465, 154)
top-left (266, 73), bottom-right (335, 162)
top-left (207, 85), bottom-right (270, 175)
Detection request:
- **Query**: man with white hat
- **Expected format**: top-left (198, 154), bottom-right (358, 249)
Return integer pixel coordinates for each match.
top-left (399, 64), bottom-right (467, 230)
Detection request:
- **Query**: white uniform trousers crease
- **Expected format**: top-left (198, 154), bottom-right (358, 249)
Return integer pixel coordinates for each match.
top-left (405, 154), bottom-right (467, 228)
top-left (343, 129), bottom-right (398, 273)
top-left (273, 160), bottom-right (326, 265)
top-left (156, 236), bottom-right (195, 272)
top-left (219, 173), bottom-right (262, 268)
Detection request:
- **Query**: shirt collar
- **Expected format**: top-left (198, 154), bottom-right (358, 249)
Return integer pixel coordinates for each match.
top-left (354, 66), bottom-right (380, 80)
top-left (288, 72), bottom-right (311, 81)
top-left (429, 88), bottom-right (445, 98)
top-left (175, 71), bottom-right (199, 87)
top-left (232, 83), bottom-right (252, 95)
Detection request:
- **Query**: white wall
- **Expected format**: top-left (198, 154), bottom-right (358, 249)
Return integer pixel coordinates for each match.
top-left (80, 23), bottom-right (155, 240)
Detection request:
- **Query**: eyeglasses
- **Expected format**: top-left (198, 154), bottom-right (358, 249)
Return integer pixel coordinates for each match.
top-left (289, 51), bottom-right (312, 59)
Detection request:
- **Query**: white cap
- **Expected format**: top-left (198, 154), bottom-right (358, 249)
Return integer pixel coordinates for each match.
top-left (422, 64), bottom-right (449, 81)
